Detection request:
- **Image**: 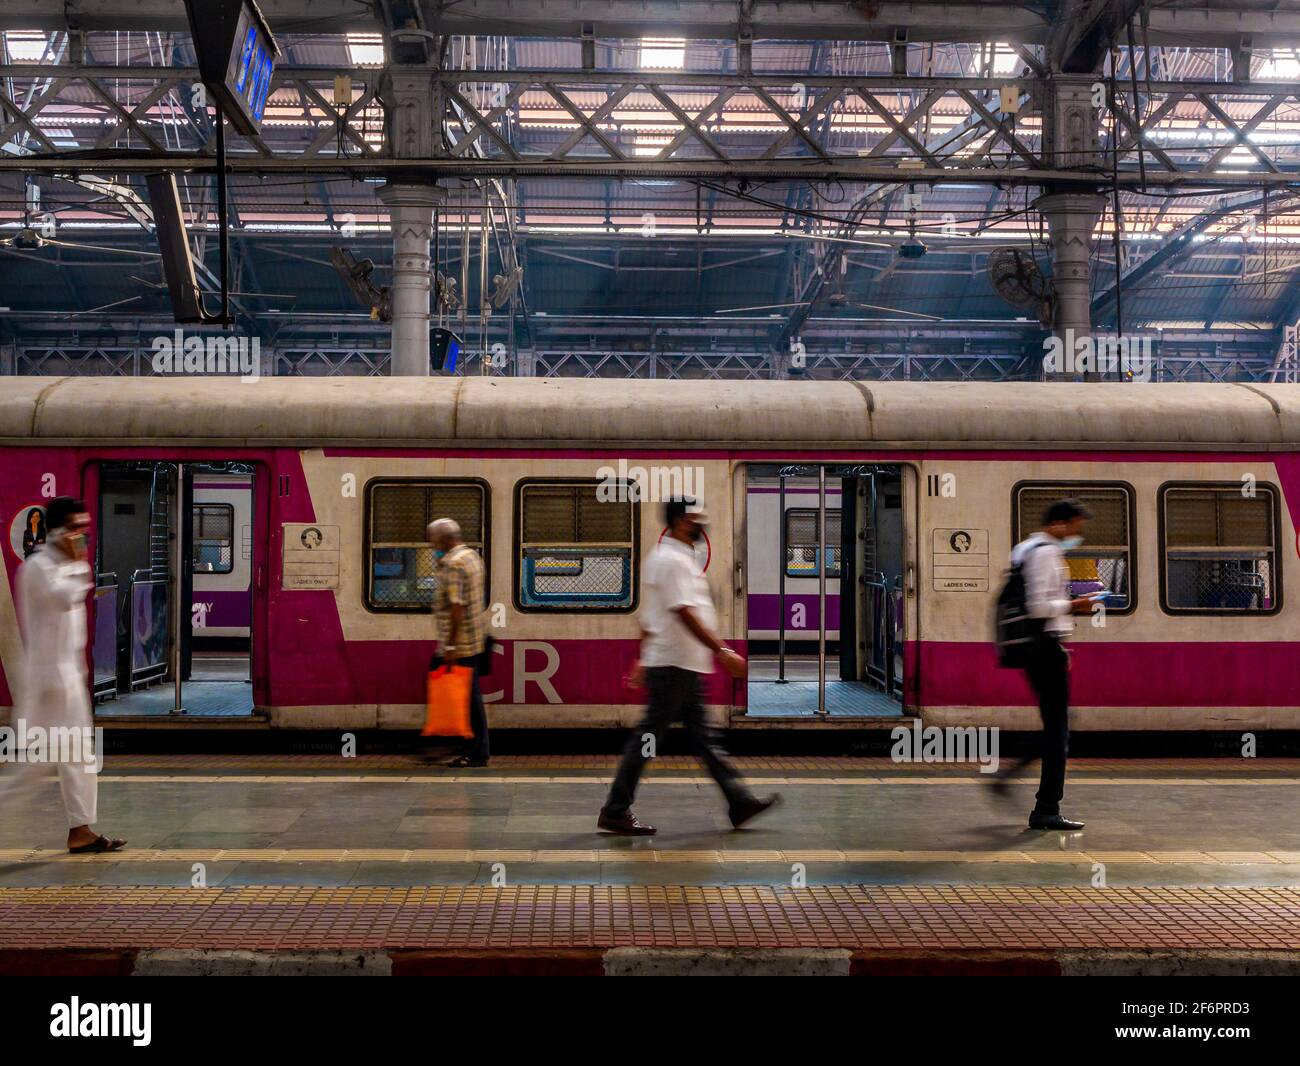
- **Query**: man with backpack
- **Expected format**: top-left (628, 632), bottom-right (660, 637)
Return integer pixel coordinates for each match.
top-left (992, 498), bottom-right (1097, 831)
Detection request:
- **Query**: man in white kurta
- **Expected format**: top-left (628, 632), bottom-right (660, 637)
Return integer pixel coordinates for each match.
top-left (2, 497), bottom-right (125, 852)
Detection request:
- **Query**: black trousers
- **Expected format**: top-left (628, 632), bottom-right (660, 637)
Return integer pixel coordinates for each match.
top-left (1020, 637), bottom-right (1070, 815)
top-left (429, 651), bottom-right (490, 761)
top-left (602, 666), bottom-right (753, 818)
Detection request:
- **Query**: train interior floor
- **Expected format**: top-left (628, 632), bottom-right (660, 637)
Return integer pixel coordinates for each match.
top-left (746, 655), bottom-right (902, 718)
top-left (3, 756), bottom-right (1300, 964)
top-left (94, 650), bottom-right (254, 718)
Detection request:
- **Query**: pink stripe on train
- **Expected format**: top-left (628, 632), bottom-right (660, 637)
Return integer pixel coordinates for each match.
top-left (916, 640), bottom-right (1300, 708)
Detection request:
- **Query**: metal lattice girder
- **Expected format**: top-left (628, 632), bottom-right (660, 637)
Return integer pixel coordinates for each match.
top-left (276, 347), bottom-right (390, 376)
top-left (8, 341), bottom-right (1280, 384)
top-left (1270, 323), bottom-right (1300, 384)
top-left (9, 1), bottom-right (1300, 49)
top-left (1156, 356), bottom-right (1269, 383)
top-left (442, 72), bottom-right (1047, 172)
top-left (0, 64), bottom-right (384, 160)
top-left (1108, 85), bottom-right (1300, 177)
top-left (17, 345), bottom-right (139, 374)
top-left (5, 60), bottom-right (1300, 187)
top-left (660, 352), bottom-right (771, 379)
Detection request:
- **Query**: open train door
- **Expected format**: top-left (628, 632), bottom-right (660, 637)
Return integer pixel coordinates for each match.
top-left (833, 466), bottom-right (908, 711)
top-left (742, 463), bottom-right (908, 721)
top-left (89, 459), bottom-right (264, 719)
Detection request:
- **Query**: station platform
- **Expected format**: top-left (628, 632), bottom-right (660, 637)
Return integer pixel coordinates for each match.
top-left (3, 756), bottom-right (1300, 975)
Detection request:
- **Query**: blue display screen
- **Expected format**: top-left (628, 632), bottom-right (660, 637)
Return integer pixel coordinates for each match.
top-left (230, 16), bottom-right (274, 123)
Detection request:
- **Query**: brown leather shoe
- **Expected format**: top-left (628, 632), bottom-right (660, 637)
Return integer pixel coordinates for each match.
top-left (729, 793), bottom-right (782, 829)
top-left (597, 811), bottom-right (657, 835)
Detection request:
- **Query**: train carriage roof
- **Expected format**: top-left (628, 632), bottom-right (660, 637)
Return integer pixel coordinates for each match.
top-left (1, 377), bottom-right (1298, 448)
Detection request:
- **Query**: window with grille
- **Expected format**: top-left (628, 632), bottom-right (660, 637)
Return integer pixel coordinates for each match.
top-left (365, 479), bottom-right (487, 611)
top-left (191, 504), bottom-right (234, 574)
top-left (784, 508), bottom-right (842, 578)
top-left (1013, 483), bottom-right (1135, 613)
top-left (516, 480), bottom-right (637, 611)
top-left (1160, 483), bottom-right (1279, 614)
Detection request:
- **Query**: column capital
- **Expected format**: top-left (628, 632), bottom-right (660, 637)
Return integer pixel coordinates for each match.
top-left (1033, 191), bottom-right (1107, 217)
top-left (377, 181), bottom-right (446, 210)
top-left (1041, 73), bottom-right (1104, 171)
top-left (382, 70), bottom-right (439, 160)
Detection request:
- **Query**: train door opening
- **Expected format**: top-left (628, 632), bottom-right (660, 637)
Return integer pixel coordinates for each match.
top-left (91, 461), bottom-right (259, 718)
top-left (743, 463), bottom-right (906, 719)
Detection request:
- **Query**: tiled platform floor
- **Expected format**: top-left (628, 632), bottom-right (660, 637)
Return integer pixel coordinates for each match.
top-left (3, 884), bottom-right (1300, 951)
top-left (4, 758), bottom-right (1300, 958)
top-left (3, 758), bottom-right (1300, 888)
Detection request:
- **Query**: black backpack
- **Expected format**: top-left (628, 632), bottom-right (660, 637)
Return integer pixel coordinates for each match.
top-left (994, 542), bottom-right (1046, 668)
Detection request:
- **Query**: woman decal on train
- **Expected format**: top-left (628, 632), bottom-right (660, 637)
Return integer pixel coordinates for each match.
top-left (21, 506), bottom-right (46, 558)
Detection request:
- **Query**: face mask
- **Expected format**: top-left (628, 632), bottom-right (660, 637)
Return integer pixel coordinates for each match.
top-left (433, 549), bottom-right (446, 560)
top-left (1059, 534), bottom-right (1083, 550)
top-left (688, 524), bottom-right (705, 543)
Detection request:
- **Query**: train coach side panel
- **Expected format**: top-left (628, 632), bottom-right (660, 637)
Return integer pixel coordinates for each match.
top-left (263, 450), bottom-right (739, 728)
top-left (917, 451), bottom-right (1300, 729)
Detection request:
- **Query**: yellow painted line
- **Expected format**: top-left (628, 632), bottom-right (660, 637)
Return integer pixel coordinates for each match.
top-left (4, 847), bottom-right (1299, 865)
top-left (92, 774), bottom-right (1300, 786)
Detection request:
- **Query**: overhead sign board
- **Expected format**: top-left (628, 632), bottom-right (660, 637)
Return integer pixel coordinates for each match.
top-left (184, 0), bottom-right (280, 136)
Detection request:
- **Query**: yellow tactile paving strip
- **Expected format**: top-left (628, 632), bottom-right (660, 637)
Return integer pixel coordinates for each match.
top-left (3, 884), bottom-right (1300, 950)
top-left (3, 847), bottom-right (1299, 865)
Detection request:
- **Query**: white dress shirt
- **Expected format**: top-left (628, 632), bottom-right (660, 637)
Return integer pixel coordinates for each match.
top-left (639, 537), bottom-right (717, 674)
top-left (1011, 531), bottom-right (1073, 639)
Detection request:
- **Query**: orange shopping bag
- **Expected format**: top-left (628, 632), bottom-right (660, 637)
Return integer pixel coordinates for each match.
top-left (423, 664), bottom-right (474, 738)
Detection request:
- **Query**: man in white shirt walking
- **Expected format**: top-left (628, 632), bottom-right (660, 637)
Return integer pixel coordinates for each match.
top-left (992, 498), bottom-right (1095, 831)
top-left (598, 497), bottom-right (780, 835)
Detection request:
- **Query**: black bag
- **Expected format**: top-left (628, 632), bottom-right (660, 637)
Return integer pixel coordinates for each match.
top-left (994, 542), bottom-right (1046, 668)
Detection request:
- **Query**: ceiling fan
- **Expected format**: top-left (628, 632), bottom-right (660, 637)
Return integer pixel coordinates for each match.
top-left (0, 225), bottom-right (163, 258)
top-left (713, 294), bottom-right (942, 320)
top-left (717, 231), bottom-right (940, 319)
top-left (331, 246), bottom-right (391, 321)
top-left (69, 275), bottom-right (297, 317)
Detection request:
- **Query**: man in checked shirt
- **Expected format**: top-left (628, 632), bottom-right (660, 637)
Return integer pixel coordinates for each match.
top-left (427, 517), bottom-right (490, 768)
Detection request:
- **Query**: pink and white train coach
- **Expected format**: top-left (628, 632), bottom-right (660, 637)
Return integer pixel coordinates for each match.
top-left (1, 376), bottom-right (1298, 731)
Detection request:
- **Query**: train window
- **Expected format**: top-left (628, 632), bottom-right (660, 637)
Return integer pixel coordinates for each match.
top-left (1159, 483), bottom-right (1280, 615)
top-left (365, 479), bottom-right (488, 612)
top-left (192, 504), bottom-right (234, 574)
top-left (515, 479), bottom-right (637, 611)
top-left (785, 508), bottom-right (841, 578)
top-left (1012, 482), bottom-right (1136, 614)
